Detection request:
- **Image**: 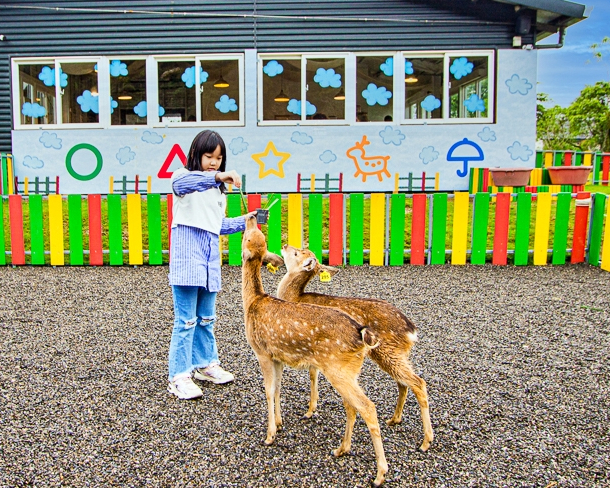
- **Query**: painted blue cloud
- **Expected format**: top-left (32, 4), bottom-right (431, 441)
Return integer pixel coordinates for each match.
top-left (313, 68), bottom-right (341, 88)
top-left (507, 141), bottom-right (533, 161)
top-left (215, 94), bottom-right (238, 113)
top-left (405, 59), bottom-right (414, 75)
top-left (182, 66), bottom-right (209, 88)
top-left (419, 146), bottom-right (439, 165)
top-left (38, 66), bottom-right (68, 87)
top-left (478, 127), bottom-right (496, 142)
top-left (319, 150), bottom-right (337, 164)
top-left (464, 94), bottom-right (486, 113)
top-left (263, 60), bottom-right (284, 77)
top-left (421, 95), bottom-right (441, 112)
top-left (22, 102), bottom-right (47, 118)
top-left (116, 146), bottom-right (136, 165)
top-left (22, 156), bottom-right (44, 169)
top-left (362, 83), bottom-right (392, 106)
top-left (291, 131), bottom-right (313, 145)
top-left (110, 97), bottom-right (118, 114)
top-left (133, 102), bottom-right (165, 118)
top-left (287, 99), bottom-right (316, 116)
top-left (141, 130), bottom-right (163, 144)
top-left (379, 126), bottom-right (405, 146)
top-left (110, 60), bottom-right (128, 77)
top-left (505, 74), bottom-right (533, 95)
top-left (77, 90), bottom-right (99, 114)
top-left (380, 57), bottom-right (394, 76)
top-left (39, 132), bottom-right (62, 149)
top-left (450, 57), bottom-right (473, 80)
top-left (229, 137), bottom-right (249, 155)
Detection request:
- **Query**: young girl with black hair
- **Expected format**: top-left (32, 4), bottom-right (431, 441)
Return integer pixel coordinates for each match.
top-left (167, 130), bottom-right (255, 399)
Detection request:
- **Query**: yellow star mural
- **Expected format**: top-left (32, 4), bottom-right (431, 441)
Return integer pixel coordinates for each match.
top-left (251, 141), bottom-right (291, 179)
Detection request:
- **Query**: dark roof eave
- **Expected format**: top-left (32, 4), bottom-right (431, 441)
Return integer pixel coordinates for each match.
top-left (493, 0), bottom-right (586, 19)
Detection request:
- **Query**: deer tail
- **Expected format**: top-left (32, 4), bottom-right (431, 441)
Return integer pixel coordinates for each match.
top-left (360, 327), bottom-right (381, 350)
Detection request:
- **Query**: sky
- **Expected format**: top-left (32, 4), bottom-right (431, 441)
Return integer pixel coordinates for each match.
top-left (537, 0), bottom-right (610, 107)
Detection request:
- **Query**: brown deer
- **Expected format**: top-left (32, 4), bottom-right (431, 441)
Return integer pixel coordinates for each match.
top-left (241, 215), bottom-right (388, 486)
top-left (277, 245), bottom-right (433, 452)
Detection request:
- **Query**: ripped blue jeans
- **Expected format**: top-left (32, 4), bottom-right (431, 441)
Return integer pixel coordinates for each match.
top-left (168, 285), bottom-right (219, 381)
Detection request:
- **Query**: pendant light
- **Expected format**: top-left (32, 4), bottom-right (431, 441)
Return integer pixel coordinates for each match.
top-left (333, 88), bottom-right (345, 100)
top-left (213, 68), bottom-right (229, 88)
top-left (405, 76), bottom-right (419, 83)
top-left (274, 76), bottom-right (289, 102)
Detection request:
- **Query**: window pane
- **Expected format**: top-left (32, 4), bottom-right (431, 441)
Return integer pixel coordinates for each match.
top-left (356, 56), bottom-right (394, 122)
top-left (19, 64), bottom-right (56, 125)
top-left (110, 59), bottom-right (147, 126)
top-left (305, 58), bottom-right (345, 120)
top-left (449, 56), bottom-right (489, 118)
top-left (59, 62), bottom-right (99, 124)
top-left (200, 59), bottom-right (240, 121)
top-left (404, 58), bottom-right (444, 120)
top-left (262, 59), bottom-right (301, 121)
top-left (158, 61), bottom-right (196, 123)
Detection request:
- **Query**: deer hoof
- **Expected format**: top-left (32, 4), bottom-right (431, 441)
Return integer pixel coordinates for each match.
top-left (386, 418), bottom-right (401, 426)
top-left (302, 411), bottom-right (317, 420)
top-left (331, 447), bottom-right (349, 457)
top-left (371, 476), bottom-right (386, 487)
top-left (419, 440), bottom-right (430, 452)
top-left (264, 435), bottom-right (275, 445)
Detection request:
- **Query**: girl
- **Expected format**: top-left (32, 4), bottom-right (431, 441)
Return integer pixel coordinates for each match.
top-left (167, 130), bottom-right (255, 400)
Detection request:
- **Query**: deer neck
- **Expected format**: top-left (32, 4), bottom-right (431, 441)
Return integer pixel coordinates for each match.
top-left (242, 258), bottom-right (266, 309)
top-left (277, 269), bottom-right (313, 301)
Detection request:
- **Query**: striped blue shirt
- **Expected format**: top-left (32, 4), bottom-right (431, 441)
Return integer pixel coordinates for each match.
top-left (169, 171), bottom-right (245, 291)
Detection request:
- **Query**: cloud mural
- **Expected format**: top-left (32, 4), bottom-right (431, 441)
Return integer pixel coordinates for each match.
top-left (134, 101), bottom-right (165, 118)
top-left (379, 126), bottom-right (405, 146)
top-left (507, 141), bottom-right (533, 161)
top-left (229, 137), bottom-right (249, 155)
top-left (313, 68), bottom-right (341, 88)
top-left (287, 99), bottom-right (316, 116)
top-left (116, 147), bottom-right (136, 165)
top-left (141, 130), bottom-right (163, 144)
top-left (23, 155), bottom-right (44, 169)
top-left (22, 102), bottom-right (46, 118)
top-left (291, 131), bottom-right (313, 145)
top-left (362, 83), bottom-right (392, 106)
top-left (319, 150), bottom-right (337, 164)
top-left (419, 146), bottom-right (439, 165)
top-left (505, 74), bottom-right (533, 95)
top-left (110, 97), bottom-right (119, 114)
top-left (464, 94), bottom-right (486, 113)
top-left (215, 94), bottom-right (238, 113)
top-left (405, 60), bottom-right (414, 75)
top-left (380, 57), bottom-right (394, 76)
top-left (421, 95), bottom-right (441, 112)
top-left (77, 90), bottom-right (99, 114)
top-left (39, 132), bottom-right (62, 149)
top-left (38, 66), bottom-right (68, 87)
top-left (263, 60), bottom-right (284, 77)
top-left (109, 60), bottom-right (128, 77)
top-left (478, 127), bottom-right (496, 142)
top-left (182, 66), bottom-right (209, 88)
top-left (450, 57), bottom-right (474, 80)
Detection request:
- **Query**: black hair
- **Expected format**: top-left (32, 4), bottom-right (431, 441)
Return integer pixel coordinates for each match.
top-left (186, 130), bottom-right (228, 193)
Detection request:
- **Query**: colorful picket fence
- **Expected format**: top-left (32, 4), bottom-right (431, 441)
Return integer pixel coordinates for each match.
top-left (1, 191), bottom-right (609, 272)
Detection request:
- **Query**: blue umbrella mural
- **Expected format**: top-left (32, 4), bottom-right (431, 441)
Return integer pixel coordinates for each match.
top-left (446, 138), bottom-right (484, 177)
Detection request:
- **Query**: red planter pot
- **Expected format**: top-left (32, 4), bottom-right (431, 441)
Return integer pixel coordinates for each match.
top-left (547, 166), bottom-right (592, 185)
top-left (489, 167), bottom-right (533, 187)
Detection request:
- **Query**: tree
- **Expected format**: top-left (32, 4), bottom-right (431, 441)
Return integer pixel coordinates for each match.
top-left (536, 92), bottom-right (575, 150)
top-left (567, 81), bottom-right (610, 152)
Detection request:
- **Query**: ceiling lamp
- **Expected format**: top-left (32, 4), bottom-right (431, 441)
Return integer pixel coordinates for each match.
top-left (213, 70), bottom-right (229, 88)
top-left (333, 88), bottom-right (345, 100)
top-left (405, 76), bottom-right (419, 83)
top-left (274, 89), bottom-right (289, 102)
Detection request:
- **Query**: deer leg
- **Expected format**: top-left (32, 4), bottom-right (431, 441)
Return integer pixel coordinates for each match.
top-left (394, 365), bottom-right (433, 451)
top-left (257, 355), bottom-right (279, 445)
top-left (304, 367), bottom-right (319, 419)
top-left (273, 361), bottom-right (284, 430)
top-left (332, 399), bottom-right (357, 457)
top-left (387, 383), bottom-right (409, 426)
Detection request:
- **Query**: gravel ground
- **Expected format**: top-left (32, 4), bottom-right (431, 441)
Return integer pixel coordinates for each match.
top-left (0, 263), bottom-right (609, 488)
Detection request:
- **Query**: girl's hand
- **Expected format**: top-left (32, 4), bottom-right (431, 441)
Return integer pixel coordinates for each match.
top-left (244, 210), bottom-right (257, 219)
top-left (215, 170), bottom-right (242, 187)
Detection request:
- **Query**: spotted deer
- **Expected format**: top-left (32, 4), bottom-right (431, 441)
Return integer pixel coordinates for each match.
top-left (277, 245), bottom-right (433, 452)
top-left (241, 215), bottom-right (388, 486)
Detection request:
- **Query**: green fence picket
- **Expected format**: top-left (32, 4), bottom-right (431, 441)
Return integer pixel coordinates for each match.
top-left (147, 194), bottom-right (163, 265)
top-left (308, 193), bottom-right (323, 262)
top-left (553, 151), bottom-right (563, 166)
top-left (471, 192), bottom-right (490, 265)
top-left (514, 192), bottom-right (532, 266)
top-left (389, 193), bottom-right (405, 265)
top-left (29, 195), bottom-right (45, 265)
top-left (535, 152), bottom-right (543, 168)
top-left (68, 194), bottom-right (84, 265)
top-left (588, 193), bottom-right (607, 266)
top-left (107, 194), bottom-right (123, 265)
top-left (227, 194), bottom-right (242, 265)
top-left (552, 192), bottom-right (571, 265)
top-left (267, 194), bottom-right (282, 255)
top-left (0, 198), bottom-right (5, 265)
top-left (430, 193), bottom-right (447, 265)
top-left (1, 155), bottom-right (8, 195)
top-left (349, 193), bottom-right (364, 265)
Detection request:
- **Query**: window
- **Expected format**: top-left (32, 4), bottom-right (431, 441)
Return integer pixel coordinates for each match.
top-left (58, 61), bottom-right (99, 124)
top-left (404, 57), bottom-right (444, 120)
top-left (18, 62), bottom-right (56, 125)
top-left (260, 55), bottom-right (346, 123)
top-left (356, 55), bottom-right (394, 122)
top-left (110, 59), bottom-right (147, 126)
top-left (449, 56), bottom-right (489, 119)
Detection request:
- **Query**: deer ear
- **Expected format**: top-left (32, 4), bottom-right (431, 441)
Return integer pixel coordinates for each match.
top-left (263, 251), bottom-right (284, 267)
top-left (302, 257), bottom-right (317, 271)
top-left (318, 264), bottom-right (340, 276)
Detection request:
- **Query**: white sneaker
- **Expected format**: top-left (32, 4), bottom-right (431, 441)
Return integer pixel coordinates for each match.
top-left (193, 364), bottom-right (235, 384)
top-left (168, 376), bottom-right (203, 399)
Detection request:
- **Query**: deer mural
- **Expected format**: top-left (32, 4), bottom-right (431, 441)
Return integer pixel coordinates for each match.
top-left (346, 135), bottom-right (391, 182)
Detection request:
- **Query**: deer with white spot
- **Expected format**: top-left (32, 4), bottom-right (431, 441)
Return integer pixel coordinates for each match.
top-left (241, 215), bottom-right (388, 486)
top-left (277, 245), bottom-right (433, 452)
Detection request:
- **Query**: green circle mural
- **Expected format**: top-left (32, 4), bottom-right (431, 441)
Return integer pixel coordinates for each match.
top-left (66, 143), bottom-right (103, 181)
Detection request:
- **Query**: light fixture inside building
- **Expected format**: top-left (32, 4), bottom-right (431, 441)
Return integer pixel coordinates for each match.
top-left (274, 89), bottom-right (289, 102)
top-left (118, 82), bottom-right (135, 100)
top-left (333, 88), bottom-right (345, 100)
top-left (405, 76), bottom-right (419, 83)
top-left (118, 95), bottom-right (133, 100)
top-left (213, 69), bottom-right (229, 88)
top-left (90, 86), bottom-right (99, 96)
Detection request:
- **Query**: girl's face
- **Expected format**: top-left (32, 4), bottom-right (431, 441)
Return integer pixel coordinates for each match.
top-left (200, 145), bottom-right (223, 171)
